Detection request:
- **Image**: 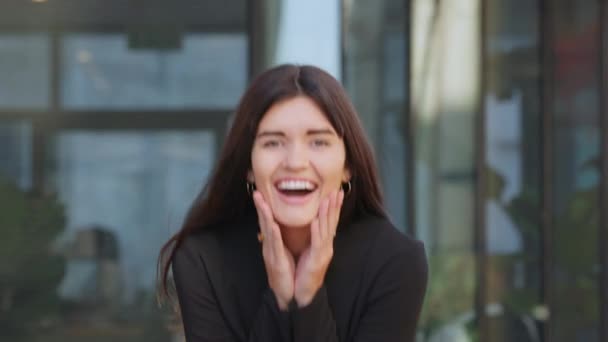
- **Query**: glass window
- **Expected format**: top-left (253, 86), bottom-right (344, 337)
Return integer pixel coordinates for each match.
top-left (0, 34), bottom-right (50, 109)
top-left (484, 0), bottom-right (543, 341)
top-left (260, 0), bottom-right (340, 78)
top-left (0, 121), bottom-right (32, 190)
top-left (1, 131), bottom-right (215, 341)
top-left (61, 33), bottom-right (248, 110)
top-left (411, 0), bottom-right (481, 339)
top-left (344, 0), bottom-right (408, 230)
top-left (551, 2), bottom-right (601, 341)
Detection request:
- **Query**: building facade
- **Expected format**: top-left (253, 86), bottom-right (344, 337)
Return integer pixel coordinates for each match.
top-left (0, 0), bottom-right (606, 341)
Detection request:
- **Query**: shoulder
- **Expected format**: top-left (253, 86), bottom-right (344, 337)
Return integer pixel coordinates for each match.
top-left (171, 228), bottom-right (218, 273)
top-left (348, 215), bottom-right (427, 281)
top-left (349, 215), bottom-right (425, 260)
top-left (172, 219), bottom-right (257, 270)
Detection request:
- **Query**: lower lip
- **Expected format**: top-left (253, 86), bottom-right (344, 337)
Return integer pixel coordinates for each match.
top-left (275, 188), bottom-right (317, 205)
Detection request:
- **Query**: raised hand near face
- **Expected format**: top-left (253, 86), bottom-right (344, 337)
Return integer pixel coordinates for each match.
top-left (254, 189), bottom-right (345, 309)
top-left (294, 189), bottom-right (344, 307)
top-left (252, 191), bottom-right (296, 311)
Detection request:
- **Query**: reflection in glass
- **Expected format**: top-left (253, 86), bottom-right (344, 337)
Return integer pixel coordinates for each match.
top-left (411, 0), bottom-right (481, 340)
top-left (344, 0), bottom-right (407, 230)
top-left (0, 121), bottom-right (32, 190)
top-left (551, 2), bottom-right (601, 341)
top-left (484, 0), bottom-right (542, 341)
top-left (62, 34), bottom-right (247, 109)
top-left (41, 131), bottom-right (214, 341)
top-left (262, 0), bottom-right (340, 78)
top-left (0, 174), bottom-right (65, 340)
top-left (0, 34), bottom-right (50, 109)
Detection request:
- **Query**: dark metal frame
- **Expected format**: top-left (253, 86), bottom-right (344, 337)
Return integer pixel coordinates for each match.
top-left (249, 0), bottom-right (264, 77)
top-left (340, 0), bottom-right (347, 84)
top-left (600, 0), bottom-right (608, 340)
top-left (540, 0), bottom-right (554, 340)
top-left (475, 0), bottom-right (488, 340)
top-left (0, 23), bottom-right (246, 33)
top-left (404, 0), bottom-right (415, 238)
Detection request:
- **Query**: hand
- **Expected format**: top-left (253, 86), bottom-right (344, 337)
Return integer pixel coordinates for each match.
top-left (252, 191), bottom-right (296, 310)
top-left (294, 190), bottom-right (344, 307)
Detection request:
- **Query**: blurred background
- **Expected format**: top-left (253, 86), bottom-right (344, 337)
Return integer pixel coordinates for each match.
top-left (0, 0), bottom-right (606, 341)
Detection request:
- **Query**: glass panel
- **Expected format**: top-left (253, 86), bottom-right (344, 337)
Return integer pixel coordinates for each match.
top-left (551, 2), bottom-right (601, 341)
top-left (61, 33), bottom-right (247, 110)
top-left (261, 0), bottom-right (340, 78)
top-left (411, 0), bottom-right (481, 340)
top-left (0, 121), bottom-right (32, 190)
top-left (0, 131), bottom-right (215, 341)
top-left (484, 0), bottom-right (543, 341)
top-left (344, 1), bottom-right (407, 230)
top-left (0, 34), bottom-right (50, 109)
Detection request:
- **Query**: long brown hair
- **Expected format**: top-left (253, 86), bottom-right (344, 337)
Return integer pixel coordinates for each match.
top-left (158, 64), bottom-right (386, 300)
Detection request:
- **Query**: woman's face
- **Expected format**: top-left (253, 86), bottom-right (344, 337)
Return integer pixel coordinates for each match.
top-left (249, 96), bottom-right (350, 229)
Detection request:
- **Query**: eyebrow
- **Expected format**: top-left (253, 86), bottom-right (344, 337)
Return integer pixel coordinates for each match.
top-left (256, 128), bottom-right (336, 138)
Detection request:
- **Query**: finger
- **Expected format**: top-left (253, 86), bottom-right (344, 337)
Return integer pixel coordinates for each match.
top-left (332, 190), bottom-right (341, 223)
top-left (320, 196), bottom-right (330, 241)
top-left (252, 191), bottom-right (266, 228)
top-left (262, 201), bottom-right (278, 253)
top-left (260, 198), bottom-right (275, 232)
top-left (255, 192), bottom-right (273, 233)
top-left (336, 189), bottom-right (344, 223)
top-left (260, 199), bottom-right (282, 259)
top-left (270, 221), bottom-right (283, 261)
top-left (310, 217), bottom-right (320, 248)
top-left (331, 190), bottom-right (344, 237)
top-left (329, 192), bottom-right (337, 238)
top-left (323, 193), bottom-right (332, 241)
top-left (253, 192), bottom-right (271, 246)
top-left (327, 191), bottom-right (338, 235)
top-left (256, 193), bottom-right (276, 256)
top-left (327, 191), bottom-right (337, 236)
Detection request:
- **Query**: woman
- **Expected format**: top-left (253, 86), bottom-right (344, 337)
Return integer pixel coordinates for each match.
top-left (158, 64), bottom-right (428, 341)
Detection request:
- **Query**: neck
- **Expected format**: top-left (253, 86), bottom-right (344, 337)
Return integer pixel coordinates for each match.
top-left (279, 225), bottom-right (310, 261)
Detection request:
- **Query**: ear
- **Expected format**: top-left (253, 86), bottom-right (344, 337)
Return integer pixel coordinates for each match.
top-left (247, 170), bottom-right (254, 183)
top-left (342, 167), bottom-right (351, 183)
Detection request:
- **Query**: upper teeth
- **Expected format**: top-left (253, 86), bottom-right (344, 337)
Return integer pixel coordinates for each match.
top-left (277, 180), bottom-right (316, 190)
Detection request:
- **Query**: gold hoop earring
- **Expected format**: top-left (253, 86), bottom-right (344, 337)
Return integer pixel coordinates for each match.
top-left (246, 182), bottom-right (256, 196)
top-left (342, 181), bottom-right (352, 195)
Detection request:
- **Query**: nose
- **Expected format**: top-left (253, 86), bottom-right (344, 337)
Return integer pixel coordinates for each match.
top-left (283, 142), bottom-right (309, 170)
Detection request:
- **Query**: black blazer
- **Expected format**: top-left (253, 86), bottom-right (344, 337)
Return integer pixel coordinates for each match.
top-left (172, 214), bottom-right (428, 342)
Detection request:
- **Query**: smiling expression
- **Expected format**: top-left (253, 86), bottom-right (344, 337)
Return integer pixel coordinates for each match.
top-left (249, 96), bottom-right (350, 229)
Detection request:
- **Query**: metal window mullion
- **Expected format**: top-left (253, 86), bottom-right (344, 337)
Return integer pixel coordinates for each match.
top-left (540, 0), bottom-right (555, 340)
top-left (31, 29), bottom-right (60, 193)
top-left (246, 0), bottom-right (257, 79)
top-left (474, 0), bottom-right (488, 340)
top-left (50, 29), bottom-right (60, 111)
top-left (340, 0), bottom-right (347, 84)
top-left (599, 0), bottom-right (608, 340)
top-left (405, 0), bottom-right (416, 238)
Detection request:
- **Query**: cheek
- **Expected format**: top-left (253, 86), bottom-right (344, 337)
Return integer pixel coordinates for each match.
top-left (251, 150), bottom-right (279, 183)
top-left (315, 155), bottom-right (347, 185)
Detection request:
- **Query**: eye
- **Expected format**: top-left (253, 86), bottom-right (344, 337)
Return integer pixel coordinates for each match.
top-left (311, 139), bottom-right (330, 147)
top-left (262, 139), bottom-right (282, 148)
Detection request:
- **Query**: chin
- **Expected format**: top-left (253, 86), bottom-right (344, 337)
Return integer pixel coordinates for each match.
top-left (274, 211), bottom-right (316, 229)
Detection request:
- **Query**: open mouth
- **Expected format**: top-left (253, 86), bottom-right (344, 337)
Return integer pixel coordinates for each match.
top-left (274, 179), bottom-right (318, 198)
